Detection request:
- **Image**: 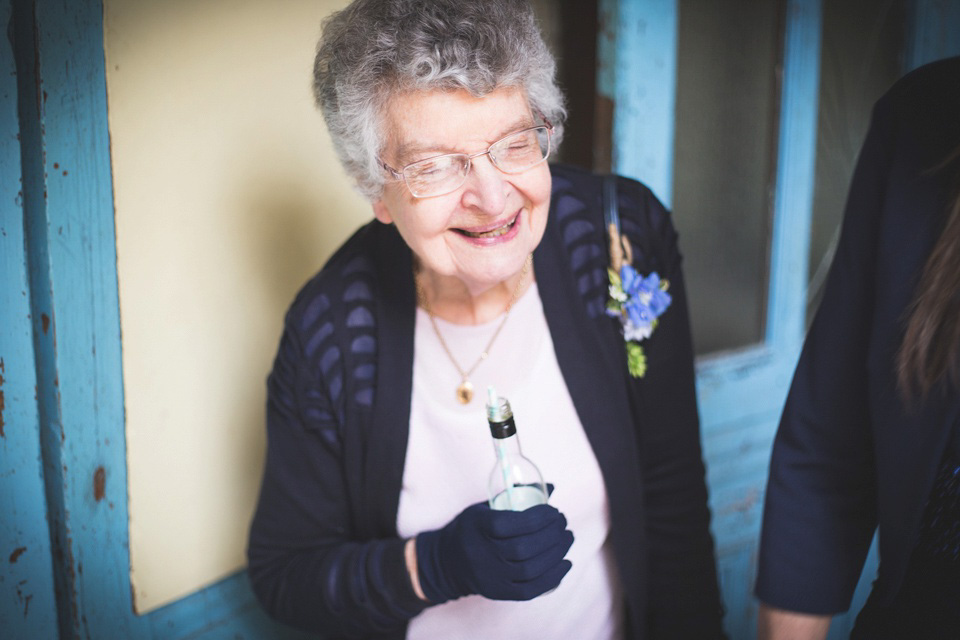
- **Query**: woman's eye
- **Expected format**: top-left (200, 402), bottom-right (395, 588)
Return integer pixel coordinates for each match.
top-left (501, 134), bottom-right (536, 152)
top-left (412, 165), bottom-right (446, 181)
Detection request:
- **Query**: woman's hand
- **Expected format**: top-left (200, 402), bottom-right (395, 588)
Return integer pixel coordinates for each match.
top-left (757, 603), bottom-right (831, 640)
top-left (415, 502), bottom-right (574, 604)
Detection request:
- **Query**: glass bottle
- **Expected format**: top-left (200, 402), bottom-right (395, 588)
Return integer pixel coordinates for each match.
top-left (485, 386), bottom-right (548, 511)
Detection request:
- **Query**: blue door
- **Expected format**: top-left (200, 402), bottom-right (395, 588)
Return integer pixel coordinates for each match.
top-left (599, 0), bottom-right (960, 638)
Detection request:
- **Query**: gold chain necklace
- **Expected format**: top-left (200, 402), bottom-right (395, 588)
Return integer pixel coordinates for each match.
top-left (415, 254), bottom-right (533, 404)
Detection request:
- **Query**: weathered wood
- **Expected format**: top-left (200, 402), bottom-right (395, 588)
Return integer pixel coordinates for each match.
top-left (14, 0), bottom-right (146, 635)
top-left (597, 0), bottom-right (677, 207)
top-left (1, 0), bottom-right (59, 635)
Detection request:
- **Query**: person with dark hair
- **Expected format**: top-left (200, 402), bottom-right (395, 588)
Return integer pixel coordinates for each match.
top-left (756, 56), bottom-right (960, 639)
top-left (246, 1), bottom-right (724, 638)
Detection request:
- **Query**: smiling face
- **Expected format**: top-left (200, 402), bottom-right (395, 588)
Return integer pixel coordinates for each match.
top-left (372, 87), bottom-right (552, 297)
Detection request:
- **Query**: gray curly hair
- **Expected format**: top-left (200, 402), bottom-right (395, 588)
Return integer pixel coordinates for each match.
top-left (313, 0), bottom-right (566, 200)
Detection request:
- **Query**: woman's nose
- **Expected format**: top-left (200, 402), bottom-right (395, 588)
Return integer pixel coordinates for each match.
top-left (460, 154), bottom-right (507, 214)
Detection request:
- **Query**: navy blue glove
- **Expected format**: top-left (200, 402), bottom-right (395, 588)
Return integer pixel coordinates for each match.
top-left (415, 501), bottom-right (574, 604)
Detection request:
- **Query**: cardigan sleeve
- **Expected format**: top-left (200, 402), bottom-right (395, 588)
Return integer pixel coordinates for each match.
top-left (621, 180), bottom-right (727, 637)
top-left (247, 309), bottom-right (427, 637)
top-left (754, 93), bottom-right (894, 614)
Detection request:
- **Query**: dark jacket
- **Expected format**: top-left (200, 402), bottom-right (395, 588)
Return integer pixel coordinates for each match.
top-left (756, 56), bottom-right (960, 613)
top-left (248, 164), bottom-right (724, 638)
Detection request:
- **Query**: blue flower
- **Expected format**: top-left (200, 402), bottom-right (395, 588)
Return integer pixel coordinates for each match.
top-left (606, 264), bottom-right (672, 377)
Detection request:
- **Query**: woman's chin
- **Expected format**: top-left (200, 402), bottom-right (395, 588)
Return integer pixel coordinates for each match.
top-left (457, 257), bottom-right (533, 294)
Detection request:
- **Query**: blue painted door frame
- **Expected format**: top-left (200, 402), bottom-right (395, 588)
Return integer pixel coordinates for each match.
top-left (600, 0), bottom-right (960, 638)
top-left (599, 2), bottom-right (828, 635)
top-left (7, 0), bottom-right (142, 636)
top-left (2, 0), bottom-right (59, 636)
top-left (4, 1), bottom-right (306, 638)
top-left (3, 0), bottom-right (959, 638)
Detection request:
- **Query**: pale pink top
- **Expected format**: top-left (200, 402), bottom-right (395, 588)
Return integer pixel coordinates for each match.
top-left (397, 282), bottom-right (624, 640)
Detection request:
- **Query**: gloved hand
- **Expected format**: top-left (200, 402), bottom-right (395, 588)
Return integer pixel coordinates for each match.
top-left (415, 501), bottom-right (574, 604)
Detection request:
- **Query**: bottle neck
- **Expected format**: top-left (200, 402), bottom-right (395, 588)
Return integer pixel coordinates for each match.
top-left (492, 432), bottom-right (522, 457)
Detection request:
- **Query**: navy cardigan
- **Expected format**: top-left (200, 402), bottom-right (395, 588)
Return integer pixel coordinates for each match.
top-left (248, 164), bottom-right (724, 638)
top-left (756, 57), bottom-right (960, 613)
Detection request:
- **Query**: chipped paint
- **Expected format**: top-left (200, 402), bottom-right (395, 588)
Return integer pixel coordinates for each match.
top-left (93, 467), bottom-right (105, 502)
top-left (15, 580), bottom-right (33, 618)
top-left (10, 547), bottom-right (27, 563)
top-left (0, 390), bottom-right (7, 437)
top-left (719, 487), bottom-right (761, 517)
top-left (0, 357), bottom-right (5, 438)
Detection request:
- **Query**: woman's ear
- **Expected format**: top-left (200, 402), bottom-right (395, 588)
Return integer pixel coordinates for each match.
top-left (372, 199), bottom-right (394, 225)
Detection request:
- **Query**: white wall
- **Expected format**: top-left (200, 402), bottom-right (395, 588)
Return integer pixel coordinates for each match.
top-left (104, 0), bottom-right (363, 613)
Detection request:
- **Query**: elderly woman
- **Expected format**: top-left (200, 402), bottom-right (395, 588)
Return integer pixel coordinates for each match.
top-left (247, 1), bottom-right (724, 638)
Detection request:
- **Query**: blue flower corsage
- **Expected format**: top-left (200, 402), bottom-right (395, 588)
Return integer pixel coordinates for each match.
top-left (606, 263), bottom-right (672, 378)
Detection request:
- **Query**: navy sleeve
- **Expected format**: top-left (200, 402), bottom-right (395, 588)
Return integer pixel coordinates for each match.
top-left (754, 94), bottom-right (894, 613)
top-left (247, 309), bottom-right (427, 637)
top-left (621, 180), bottom-right (727, 637)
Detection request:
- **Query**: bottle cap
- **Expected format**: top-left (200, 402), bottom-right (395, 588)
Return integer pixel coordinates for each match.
top-left (486, 386), bottom-right (516, 439)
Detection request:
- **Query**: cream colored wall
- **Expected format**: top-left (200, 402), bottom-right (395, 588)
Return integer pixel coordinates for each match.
top-left (104, 0), bottom-right (360, 613)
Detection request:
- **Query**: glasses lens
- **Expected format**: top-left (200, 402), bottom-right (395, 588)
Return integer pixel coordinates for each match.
top-left (402, 154), bottom-right (468, 197)
top-left (490, 126), bottom-right (550, 174)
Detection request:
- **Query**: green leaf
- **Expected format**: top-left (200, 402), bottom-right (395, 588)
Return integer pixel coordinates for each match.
top-left (608, 267), bottom-right (622, 290)
top-left (625, 342), bottom-right (647, 378)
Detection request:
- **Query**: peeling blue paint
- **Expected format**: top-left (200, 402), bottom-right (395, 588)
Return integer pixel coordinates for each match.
top-left (1, 1), bottom-right (58, 636)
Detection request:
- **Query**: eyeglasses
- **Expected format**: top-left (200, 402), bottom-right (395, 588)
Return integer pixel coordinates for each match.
top-left (379, 120), bottom-right (553, 198)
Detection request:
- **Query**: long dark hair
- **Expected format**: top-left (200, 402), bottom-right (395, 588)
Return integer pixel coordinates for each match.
top-left (897, 145), bottom-right (960, 401)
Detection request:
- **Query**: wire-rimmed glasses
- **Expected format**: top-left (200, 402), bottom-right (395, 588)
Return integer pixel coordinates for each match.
top-left (379, 120), bottom-right (553, 198)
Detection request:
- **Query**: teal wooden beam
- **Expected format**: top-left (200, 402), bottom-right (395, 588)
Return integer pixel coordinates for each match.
top-left (1, 0), bottom-right (59, 635)
top-left (13, 0), bottom-right (147, 636)
top-left (764, 0), bottom-right (821, 354)
top-left (598, 0), bottom-right (678, 207)
top-left (148, 572), bottom-right (315, 640)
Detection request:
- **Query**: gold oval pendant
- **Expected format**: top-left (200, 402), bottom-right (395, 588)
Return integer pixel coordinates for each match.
top-left (456, 381), bottom-right (474, 404)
